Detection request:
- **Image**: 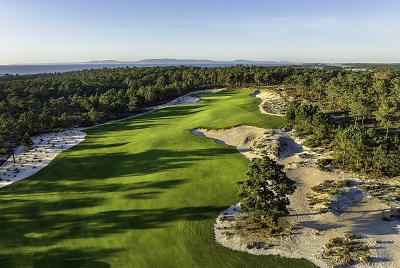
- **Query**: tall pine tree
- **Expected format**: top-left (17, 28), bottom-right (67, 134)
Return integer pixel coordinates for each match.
top-left (237, 156), bottom-right (296, 227)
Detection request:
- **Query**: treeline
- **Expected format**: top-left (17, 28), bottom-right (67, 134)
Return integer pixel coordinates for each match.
top-left (0, 65), bottom-right (295, 155)
top-left (285, 69), bottom-right (400, 176)
top-left (2, 65), bottom-right (400, 177)
top-left (345, 63), bottom-right (400, 72)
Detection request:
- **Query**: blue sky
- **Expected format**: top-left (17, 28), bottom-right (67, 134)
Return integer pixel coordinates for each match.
top-left (1, 0), bottom-right (400, 64)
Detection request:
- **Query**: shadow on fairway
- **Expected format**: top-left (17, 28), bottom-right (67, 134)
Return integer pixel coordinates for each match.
top-left (52, 147), bottom-right (236, 180)
top-left (0, 176), bottom-right (223, 246)
top-left (0, 247), bottom-right (119, 267)
top-left (85, 122), bottom-right (165, 136)
top-left (194, 91), bottom-right (236, 100)
top-left (144, 105), bottom-right (205, 120)
top-left (87, 105), bottom-right (204, 136)
top-left (0, 194), bottom-right (224, 245)
top-left (1, 176), bottom-right (189, 199)
top-left (72, 142), bottom-right (130, 151)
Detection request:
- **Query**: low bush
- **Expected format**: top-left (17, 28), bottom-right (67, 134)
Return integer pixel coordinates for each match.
top-left (323, 235), bottom-right (369, 266)
top-left (317, 158), bottom-right (333, 170)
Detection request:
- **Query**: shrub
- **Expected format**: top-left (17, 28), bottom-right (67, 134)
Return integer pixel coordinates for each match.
top-left (317, 158), bottom-right (333, 170)
top-left (323, 235), bottom-right (369, 266)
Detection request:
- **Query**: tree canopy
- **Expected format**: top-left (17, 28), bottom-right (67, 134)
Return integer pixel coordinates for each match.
top-left (237, 156), bottom-right (296, 227)
top-left (2, 64), bottom-right (400, 176)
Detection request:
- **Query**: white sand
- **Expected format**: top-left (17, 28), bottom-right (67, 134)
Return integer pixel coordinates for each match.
top-left (191, 126), bottom-right (267, 159)
top-left (0, 130), bottom-right (86, 188)
top-left (251, 90), bottom-right (286, 116)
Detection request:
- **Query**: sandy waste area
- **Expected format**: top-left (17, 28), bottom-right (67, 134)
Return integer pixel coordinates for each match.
top-left (192, 90), bottom-right (400, 268)
top-left (0, 130), bottom-right (86, 188)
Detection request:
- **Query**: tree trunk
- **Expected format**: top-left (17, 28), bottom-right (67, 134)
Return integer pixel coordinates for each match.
top-left (385, 127), bottom-right (389, 140)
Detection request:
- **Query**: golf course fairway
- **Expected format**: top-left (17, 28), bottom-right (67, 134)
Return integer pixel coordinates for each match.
top-left (0, 89), bottom-right (314, 267)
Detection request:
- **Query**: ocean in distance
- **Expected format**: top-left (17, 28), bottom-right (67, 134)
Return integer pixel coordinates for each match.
top-left (0, 60), bottom-right (301, 75)
top-left (0, 63), bottom-right (236, 75)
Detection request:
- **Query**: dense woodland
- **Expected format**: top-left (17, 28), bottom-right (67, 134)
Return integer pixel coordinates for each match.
top-left (1, 65), bottom-right (400, 176)
top-left (0, 65), bottom-right (292, 156)
top-left (284, 69), bottom-right (400, 176)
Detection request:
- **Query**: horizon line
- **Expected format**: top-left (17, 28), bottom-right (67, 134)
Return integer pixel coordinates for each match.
top-left (2, 58), bottom-right (400, 66)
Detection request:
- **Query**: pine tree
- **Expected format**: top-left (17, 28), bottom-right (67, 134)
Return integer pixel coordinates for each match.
top-left (237, 156), bottom-right (296, 227)
top-left (21, 132), bottom-right (33, 149)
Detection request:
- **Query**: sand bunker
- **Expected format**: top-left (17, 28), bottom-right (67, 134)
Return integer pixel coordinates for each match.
top-left (251, 90), bottom-right (287, 116)
top-left (0, 130), bottom-right (86, 188)
top-left (192, 126), bottom-right (306, 161)
top-left (191, 126), bottom-right (268, 159)
top-left (156, 95), bottom-right (201, 108)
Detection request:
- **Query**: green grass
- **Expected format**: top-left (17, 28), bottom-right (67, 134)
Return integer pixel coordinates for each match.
top-left (0, 89), bottom-right (314, 267)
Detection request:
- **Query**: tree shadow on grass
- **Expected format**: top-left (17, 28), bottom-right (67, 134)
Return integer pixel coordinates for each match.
top-left (0, 176), bottom-right (221, 246)
top-left (144, 105), bottom-right (205, 121)
top-left (195, 90), bottom-right (236, 100)
top-left (1, 147), bottom-right (235, 197)
top-left (0, 247), bottom-right (120, 268)
top-left (86, 105), bottom-right (204, 136)
top-left (0, 178), bottom-right (186, 206)
top-left (72, 142), bottom-right (130, 151)
top-left (0, 202), bottom-right (224, 248)
top-left (50, 147), bottom-right (235, 180)
top-left (85, 121), bottom-right (165, 137)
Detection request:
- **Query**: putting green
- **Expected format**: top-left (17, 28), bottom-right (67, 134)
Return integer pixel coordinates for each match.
top-left (0, 89), bottom-right (314, 267)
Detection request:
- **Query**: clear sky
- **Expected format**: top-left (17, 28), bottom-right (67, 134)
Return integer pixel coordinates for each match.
top-left (1, 0), bottom-right (400, 64)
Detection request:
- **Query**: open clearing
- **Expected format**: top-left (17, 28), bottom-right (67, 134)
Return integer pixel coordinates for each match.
top-left (0, 90), bottom-right (313, 267)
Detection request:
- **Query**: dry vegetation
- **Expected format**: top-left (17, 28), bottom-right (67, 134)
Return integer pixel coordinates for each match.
top-left (323, 234), bottom-right (370, 266)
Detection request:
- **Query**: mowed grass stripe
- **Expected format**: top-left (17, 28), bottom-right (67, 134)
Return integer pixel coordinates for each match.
top-left (0, 89), bottom-right (314, 267)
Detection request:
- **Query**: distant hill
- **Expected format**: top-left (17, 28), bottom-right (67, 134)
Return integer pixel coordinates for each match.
top-left (87, 59), bottom-right (302, 66)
